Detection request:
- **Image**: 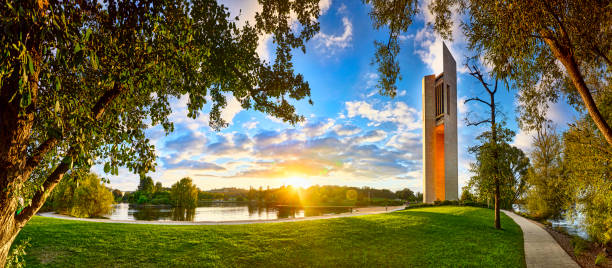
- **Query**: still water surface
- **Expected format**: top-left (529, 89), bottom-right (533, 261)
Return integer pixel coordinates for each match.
top-left (108, 203), bottom-right (352, 222)
top-left (513, 204), bottom-right (589, 240)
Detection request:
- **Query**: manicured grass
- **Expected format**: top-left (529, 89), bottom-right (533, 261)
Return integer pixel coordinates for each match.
top-left (14, 206), bottom-right (524, 267)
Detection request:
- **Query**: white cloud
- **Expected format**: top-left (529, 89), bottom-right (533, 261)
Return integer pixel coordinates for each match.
top-left (220, 95), bottom-right (242, 126)
top-left (512, 129), bottom-right (534, 153)
top-left (242, 120), bottom-right (259, 130)
top-left (315, 17), bottom-right (353, 54)
top-left (354, 130), bottom-right (387, 143)
top-left (303, 118), bottom-right (335, 137)
top-left (320, 0), bottom-right (332, 14)
top-left (345, 101), bottom-right (421, 130)
top-left (333, 124), bottom-right (361, 136)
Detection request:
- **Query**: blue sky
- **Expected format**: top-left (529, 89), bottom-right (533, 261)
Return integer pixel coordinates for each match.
top-left (98, 0), bottom-right (578, 193)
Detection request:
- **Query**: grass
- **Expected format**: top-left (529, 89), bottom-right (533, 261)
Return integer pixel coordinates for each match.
top-left (13, 206), bottom-right (524, 267)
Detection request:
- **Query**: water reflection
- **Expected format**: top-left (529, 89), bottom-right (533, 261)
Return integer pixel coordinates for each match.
top-left (108, 203), bottom-right (352, 222)
top-left (513, 204), bottom-right (589, 240)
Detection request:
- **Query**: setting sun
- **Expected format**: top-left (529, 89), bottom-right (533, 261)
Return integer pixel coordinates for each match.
top-left (282, 177), bottom-right (312, 189)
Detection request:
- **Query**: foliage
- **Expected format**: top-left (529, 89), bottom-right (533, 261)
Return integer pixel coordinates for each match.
top-left (460, 186), bottom-right (475, 202)
top-left (154, 182), bottom-right (162, 193)
top-left (0, 0), bottom-right (324, 261)
top-left (524, 126), bottom-right (571, 220)
top-left (14, 206), bottom-right (525, 267)
top-left (243, 185), bottom-right (413, 206)
top-left (467, 125), bottom-right (529, 210)
top-left (571, 236), bottom-right (589, 256)
top-left (396, 188), bottom-right (418, 202)
top-left (595, 252), bottom-right (607, 266)
top-left (564, 113), bottom-right (612, 245)
top-left (170, 177), bottom-right (199, 208)
top-left (51, 173), bottom-right (114, 218)
top-left (111, 189), bottom-right (123, 202)
top-left (5, 238), bottom-right (29, 268)
top-left (137, 176), bottom-right (154, 193)
top-left (363, 0), bottom-right (419, 98)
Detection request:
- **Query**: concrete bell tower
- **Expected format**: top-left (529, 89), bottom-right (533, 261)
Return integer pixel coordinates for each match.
top-left (422, 43), bottom-right (458, 203)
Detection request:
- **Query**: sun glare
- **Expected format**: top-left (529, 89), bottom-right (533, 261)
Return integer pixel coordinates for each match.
top-left (282, 177), bottom-right (312, 189)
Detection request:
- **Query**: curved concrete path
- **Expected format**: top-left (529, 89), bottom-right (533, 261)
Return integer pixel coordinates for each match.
top-left (502, 210), bottom-right (579, 268)
top-left (37, 206), bottom-right (405, 225)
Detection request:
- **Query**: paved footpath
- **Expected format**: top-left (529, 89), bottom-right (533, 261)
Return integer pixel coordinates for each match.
top-left (502, 210), bottom-right (579, 268)
top-left (38, 206), bottom-right (405, 225)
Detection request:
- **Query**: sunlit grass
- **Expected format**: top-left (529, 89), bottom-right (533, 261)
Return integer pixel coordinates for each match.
top-left (14, 206), bottom-right (524, 267)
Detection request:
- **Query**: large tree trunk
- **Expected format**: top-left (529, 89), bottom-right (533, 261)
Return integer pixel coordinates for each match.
top-left (0, 198), bottom-right (21, 266)
top-left (542, 35), bottom-right (612, 146)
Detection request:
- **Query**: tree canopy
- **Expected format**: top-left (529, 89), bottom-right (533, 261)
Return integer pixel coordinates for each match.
top-left (170, 177), bottom-right (199, 208)
top-left (0, 0), bottom-right (322, 264)
top-left (468, 125), bottom-right (529, 210)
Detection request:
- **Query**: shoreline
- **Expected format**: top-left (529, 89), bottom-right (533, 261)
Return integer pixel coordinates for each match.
top-left (37, 206), bottom-right (405, 225)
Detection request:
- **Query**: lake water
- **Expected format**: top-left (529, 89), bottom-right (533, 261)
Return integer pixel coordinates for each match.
top-left (107, 203), bottom-right (353, 222)
top-left (512, 204), bottom-right (589, 240)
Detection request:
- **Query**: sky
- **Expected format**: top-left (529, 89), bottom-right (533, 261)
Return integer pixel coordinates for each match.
top-left (98, 0), bottom-right (578, 193)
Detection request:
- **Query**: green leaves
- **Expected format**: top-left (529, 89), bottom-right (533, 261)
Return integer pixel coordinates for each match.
top-left (19, 90), bottom-right (31, 108)
top-left (2, 0), bottom-right (320, 231)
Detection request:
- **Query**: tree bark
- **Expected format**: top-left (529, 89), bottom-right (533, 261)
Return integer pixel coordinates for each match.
top-left (490, 84), bottom-right (501, 230)
top-left (0, 197), bottom-right (20, 266)
top-left (494, 178), bottom-right (501, 229)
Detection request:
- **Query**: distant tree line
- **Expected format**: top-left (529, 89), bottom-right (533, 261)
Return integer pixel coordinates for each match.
top-left (117, 181), bottom-right (422, 207)
top-left (244, 185), bottom-right (420, 206)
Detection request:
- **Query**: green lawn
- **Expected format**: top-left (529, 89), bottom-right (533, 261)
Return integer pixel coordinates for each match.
top-left (14, 206), bottom-right (524, 267)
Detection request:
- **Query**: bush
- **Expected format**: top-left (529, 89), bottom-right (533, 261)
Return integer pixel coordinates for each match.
top-left (570, 236), bottom-right (589, 256)
top-left (404, 200), bottom-right (489, 210)
top-left (137, 195), bottom-right (149, 204)
top-left (595, 253), bottom-right (607, 266)
top-left (52, 172), bottom-right (114, 218)
top-left (171, 177), bottom-right (199, 208)
top-left (5, 238), bottom-right (30, 268)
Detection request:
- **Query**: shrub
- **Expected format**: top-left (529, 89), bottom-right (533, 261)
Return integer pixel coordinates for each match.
top-left (5, 238), bottom-right (30, 268)
top-left (52, 172), bottom-right (114, 218)
top-left (137, 195), bottom-right (149, 204)
top-left (171, 177), bottom-right (199, 208)
top-left (595, 253), bottom-right (607, 266)
top-left (570, 236), bottom-right (589, 256)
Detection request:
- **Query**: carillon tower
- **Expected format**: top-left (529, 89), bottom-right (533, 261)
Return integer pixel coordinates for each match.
top-left (422, 43), bottom-right (458, 203)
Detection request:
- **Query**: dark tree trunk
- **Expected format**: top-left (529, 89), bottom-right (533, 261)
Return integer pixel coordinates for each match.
top-left (542, 32), bottom-right (612, 146)
top-left (494, 179), bottom-right (501, 229)
top-left (491, 91), bottom-right (501, 230)
top-left (0, 198), bottom-right (20, 266)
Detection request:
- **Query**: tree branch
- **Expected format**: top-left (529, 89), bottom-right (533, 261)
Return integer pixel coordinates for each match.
top-left (466, 119), bottom-right (492, 126)
top-left (15, 83), bottom-right (126, 225)
top-left (16, 149), bottom-right (75, 225)
top-left (20, 83), bottom-right (124, 185)
top-left (465, 97), bottom-right (491, 107)
top-left (466, 64), bottom-right (493, 94)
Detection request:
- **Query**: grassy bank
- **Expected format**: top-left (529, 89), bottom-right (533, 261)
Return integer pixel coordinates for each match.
top-left (14, 206), bottom-right (524, 267)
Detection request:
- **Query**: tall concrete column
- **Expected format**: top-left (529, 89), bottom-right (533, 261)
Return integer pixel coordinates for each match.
top-left (422, 43), bottom-right (458, 203)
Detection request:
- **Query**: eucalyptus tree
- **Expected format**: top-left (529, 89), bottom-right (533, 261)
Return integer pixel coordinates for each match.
top-left (0, 0), bottom-right (322, 264)
top-left (468, 126), bottom-right (529, 213)
top-left (463, 63), bottom-right (506, 229)
top-left (366, 0), bottom-right (612, 146)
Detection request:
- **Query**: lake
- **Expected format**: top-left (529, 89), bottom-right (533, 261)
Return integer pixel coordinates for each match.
top-left (107, 203), bottom-right (353, 222)
top-left (513, 204), bottom-right (589, 240)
